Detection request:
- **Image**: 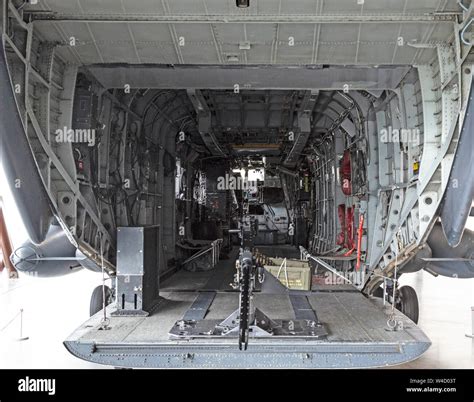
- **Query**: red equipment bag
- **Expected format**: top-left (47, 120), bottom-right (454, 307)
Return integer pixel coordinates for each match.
top-left (346, 206), bottom-right (355, 250)
top-left (340, 149), bottom-right (352, 195)
top-left (336, 204), bottom-right (346, 246)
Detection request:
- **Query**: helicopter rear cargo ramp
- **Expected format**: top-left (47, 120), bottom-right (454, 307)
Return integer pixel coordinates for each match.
top-left (64, 288), bottom-right (430, 369)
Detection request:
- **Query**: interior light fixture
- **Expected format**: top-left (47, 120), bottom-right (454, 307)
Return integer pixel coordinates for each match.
top-left (236, 0), bottom-right (250, 8)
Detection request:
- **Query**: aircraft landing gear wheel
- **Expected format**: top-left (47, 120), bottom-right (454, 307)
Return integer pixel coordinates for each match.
top-left (395, 285), bottom-right (419, 324)
top-left (372, 287), bottom-right (384, 298)
top-left (90, 285), bottom-right (113, 317)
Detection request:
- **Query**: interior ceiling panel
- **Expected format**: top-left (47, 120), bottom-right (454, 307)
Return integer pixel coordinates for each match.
top-left (121, 0), bottom-right (166, 14)
top-left (167, 0), bottom-right (207, 15)
top-left (135, 44), bottom-right (179, 64)
top-left (246, 44), bottom-right (274, 64)
top-left (405, 0), bottom-right (458, 13)
top-left (30, 0), bottom-right (462, 15)
top-left (278, 23), bottom-right (319, 42)
top-left (86, 65), bottom-right (411, 90)
top-left (278, 0), bottom-right (322, 15)
top-left (51, 23), bottom-right (94, 64)
top-left (88, 22), bottom-right (131, 41)
top-left (318, 43), bottom-right (358, 64)
top-left (28, 0), bottom-right (461, 66)
top-left (250, 0), bottom-right (280, 14)
top-left (181, 46), bottom-right (221, 64)
top-left (356, 45), bottom-right (397, 65)
top-left (174, 24), bottom-right (215, 42)
top-left (79, 0), bottom-right (135, 14)
top-left (215, 24), bottom-right (246, 44)
top-left (129, 23), bottom-right (173, 43)
top-left (318, 23), bottom-right (360, 42)
top-left (360, 23), bottom-right (400, 42)
top-left (215, 23), bottom-right (277, 48)
top-left (431, 22), bottom-right (461, 41)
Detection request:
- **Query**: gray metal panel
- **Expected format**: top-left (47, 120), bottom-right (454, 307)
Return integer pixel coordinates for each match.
top-left (64, 297), bottom-right (431, 368)
top-left (0, 41), bottom-right (53, 244)
top-left (116, 226), bottom-right (160, 313)
top-left (28, 0), bottom-right (458, 66)
top-left (26, 0), bottom-right (461, 15)
top-left (284, 113), bottom-right (311, 166)
top-left (440, 84), bottom-right (474, 247)
top-left (117, 227), bottom-right (146, 275)
top-left (64, 341), bottom-right (431, 368)
top-left (64, 290), bottom-right (432, 368)
top-left (183, 292), bottom-right (216, 321)
top-left (289, 294), bottom-right (318, 321)
top-left (87, 65), bottom-right (411, 90)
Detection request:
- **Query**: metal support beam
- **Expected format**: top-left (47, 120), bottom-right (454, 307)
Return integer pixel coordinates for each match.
top-left (188, 89), bottom-right (226, 156)
top-left (30, 13), bottom-right (459, 24)
top-left (88, 65), bottom-right (411, 91)
top-left (284, 112), bottom-right (311, 166)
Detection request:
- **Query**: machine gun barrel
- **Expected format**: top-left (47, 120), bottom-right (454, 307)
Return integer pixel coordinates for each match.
top-left (238, 251), bottom-right (254, 350)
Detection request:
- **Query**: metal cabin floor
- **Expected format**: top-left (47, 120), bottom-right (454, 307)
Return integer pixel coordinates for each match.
top-left (74, 292), bottom-right (425, 345)
top-left (64, 251), bottom-right (431, 368)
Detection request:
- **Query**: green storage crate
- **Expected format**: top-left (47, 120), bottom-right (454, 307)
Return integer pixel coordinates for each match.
top-left (264, 258), bottom-right (311, 290)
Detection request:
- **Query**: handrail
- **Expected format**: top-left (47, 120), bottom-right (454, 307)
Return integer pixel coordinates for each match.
top-left (300, 246), bottom-right (355, 287)
top-left (182, 239), bottom-right (223, 267)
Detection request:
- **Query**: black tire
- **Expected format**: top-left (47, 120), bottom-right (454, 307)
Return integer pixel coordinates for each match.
top-left (90, 285), bottom-right (112, 317)
top-left (372, 287), bottom-right (384, 298)
top-left (396, 285), bottom-right (419, 324)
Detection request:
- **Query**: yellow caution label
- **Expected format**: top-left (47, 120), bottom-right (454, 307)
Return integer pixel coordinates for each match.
top-left (413, 161), bottom-right (420, 173)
